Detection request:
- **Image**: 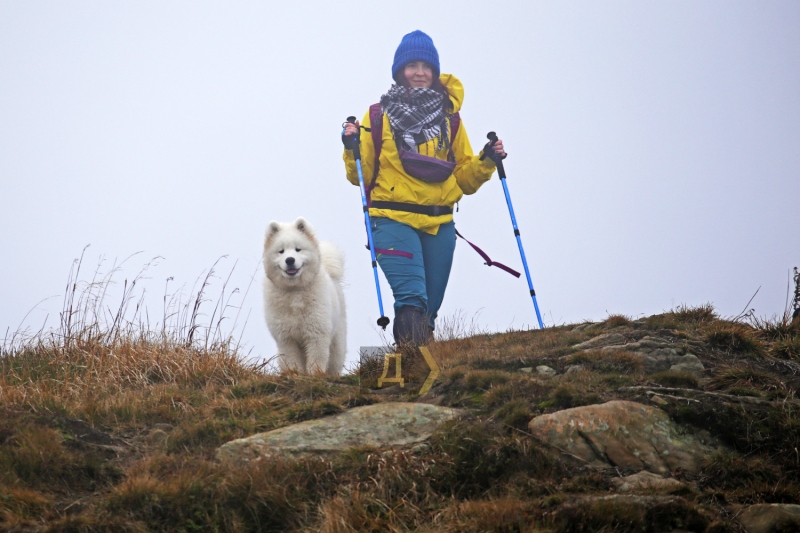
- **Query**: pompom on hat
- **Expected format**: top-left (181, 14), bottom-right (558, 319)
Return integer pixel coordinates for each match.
top-left (391, 30), bottom-right (440, 81)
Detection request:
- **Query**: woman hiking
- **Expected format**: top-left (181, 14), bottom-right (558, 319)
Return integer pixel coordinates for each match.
top-left (343, 30), bottom-right (506, 347)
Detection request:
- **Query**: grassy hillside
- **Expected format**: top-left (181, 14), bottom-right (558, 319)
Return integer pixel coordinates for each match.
top-left (1, 303), bottom-right (799, 532)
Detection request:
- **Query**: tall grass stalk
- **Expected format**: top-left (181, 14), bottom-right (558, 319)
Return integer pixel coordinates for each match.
top-left (0, 251), bottom-right (263, 419)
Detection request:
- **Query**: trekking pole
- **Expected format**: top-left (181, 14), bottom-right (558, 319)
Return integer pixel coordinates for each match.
top-left (342, 116), bottom-right (390, 330)
top-left (485, 131), bottom-right (545, 329)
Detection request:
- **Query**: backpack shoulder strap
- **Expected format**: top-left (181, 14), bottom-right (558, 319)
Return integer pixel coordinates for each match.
top-left (448, 112), bottom-right (461, 161)
top-left (450, 112), bottom-right (461, 140)
top-left (368, 103), bottom-right (383, 182)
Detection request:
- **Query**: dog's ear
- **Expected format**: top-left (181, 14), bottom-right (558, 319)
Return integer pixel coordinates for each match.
top-left (294, 217), bottom-right (315, 238)
top-left (265, 221), bottom-right (281, 245)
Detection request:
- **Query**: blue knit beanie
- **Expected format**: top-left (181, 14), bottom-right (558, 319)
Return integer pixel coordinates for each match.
top-left (391, 30), bottom-right (440, 81)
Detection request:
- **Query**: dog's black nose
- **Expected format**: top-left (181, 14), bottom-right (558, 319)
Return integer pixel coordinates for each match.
top-left (285, 257), bottom-right (295, 266)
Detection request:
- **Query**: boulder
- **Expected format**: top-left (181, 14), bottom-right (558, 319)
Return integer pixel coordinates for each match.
top-left (565, 364), bottom-right (585, 374)
top-left (738, 504), bottom-right (800, 533)
top-left (572, 333), bottom-right (629, 350)
top-left (669, 354), bottom-right (705, 375)
top-left (602, 336), bottom-right (674, 353)
top-left (611, 470), bottom-right (686, 492)
top-left (537, 365), bottom-right (557, 376)
top-left (215, 402), bottom-right (462, 465)
top-left (528, 400), bottom-right (713, 474)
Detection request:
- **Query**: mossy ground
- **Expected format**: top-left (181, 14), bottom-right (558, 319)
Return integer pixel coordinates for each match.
top-left (1, 305), bottom-right (799, 532)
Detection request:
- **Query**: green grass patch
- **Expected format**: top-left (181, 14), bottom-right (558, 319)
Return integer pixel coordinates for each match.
top-left (492, 399), bottom-right (533, 431)
top-left (600, 374), bottom-right (634, 388)
top-left (539, 385), bottom-right (600, 411)
top-left (463, 370), bottom-right (511, 391)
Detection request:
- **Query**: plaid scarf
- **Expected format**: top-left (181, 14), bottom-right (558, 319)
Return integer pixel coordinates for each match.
top-left (380, 85), bottom-right (447, 152)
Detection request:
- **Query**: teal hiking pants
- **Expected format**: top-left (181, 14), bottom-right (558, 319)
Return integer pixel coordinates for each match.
top-left (370, 217), bottom-right (456, 330)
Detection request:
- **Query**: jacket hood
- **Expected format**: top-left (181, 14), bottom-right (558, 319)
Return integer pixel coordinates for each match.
top-left (440, 73), bottom-right (463, 113)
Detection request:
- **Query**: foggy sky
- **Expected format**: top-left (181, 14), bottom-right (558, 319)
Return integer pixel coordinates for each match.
top-left (2, 1), bottom-right (798, 367)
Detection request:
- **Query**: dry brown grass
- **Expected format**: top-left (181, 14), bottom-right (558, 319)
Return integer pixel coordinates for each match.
top-left (430, 323), bottom-right (589, 375)
top-left (645, 303), bottom-right (717, 330)
top-left (706, 323), bottom-right (765, 357)
top-left (706, 365), bottom-right (783, 392)
top-left (0, 336), bottom-right (257, 423)
top-left (604, 314), bottom-right (632, 328)
top-left (420, 498), bottom-right (541, 533)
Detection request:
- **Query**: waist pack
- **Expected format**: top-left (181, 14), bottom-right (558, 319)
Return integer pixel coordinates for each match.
top-left (397, 144), bottom-right (456, 183)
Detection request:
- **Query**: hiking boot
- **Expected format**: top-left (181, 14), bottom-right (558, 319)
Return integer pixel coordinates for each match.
top-left (393, 305), bottom-right (433, 347)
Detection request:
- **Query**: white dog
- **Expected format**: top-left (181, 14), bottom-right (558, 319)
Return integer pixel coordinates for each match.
top-left (262, 217), bottom-right (346, 375)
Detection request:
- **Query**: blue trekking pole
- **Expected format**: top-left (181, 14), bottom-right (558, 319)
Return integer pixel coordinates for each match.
top-left (484, 132), bottom-right (545, 329)
top-left (342, 116), bottom-right (390, 330)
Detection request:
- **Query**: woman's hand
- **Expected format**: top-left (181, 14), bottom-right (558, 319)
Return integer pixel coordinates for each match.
top-left (343, 120), bottom-right (360, 138)
top-left (342, 119), bottom-right (360, 151)
top-left (491, 138), bottom-right (506, 159)
top-left (481, 137), bottom-right (507, 162)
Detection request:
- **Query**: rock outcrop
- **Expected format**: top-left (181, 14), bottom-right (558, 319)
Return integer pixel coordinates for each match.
top-left (738, 504), bottom-right (800, 533)
top-left (570, 332), bottom-right (705, 375)
top-left (528, 400), bottom-right (714, 474)
top-left (216, 402), bottom-right (462, 465)
top-left (536, 365), bottom-right (557, 376)
top-left (610, 470), bottom-right (686, 492)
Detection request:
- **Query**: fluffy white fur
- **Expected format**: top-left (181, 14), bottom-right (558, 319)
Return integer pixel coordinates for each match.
top-left (262, 217), bottom-right (346, 375)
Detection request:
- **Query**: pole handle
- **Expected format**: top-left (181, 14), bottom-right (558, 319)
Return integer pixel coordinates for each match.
top-left (342, 116), bottom-right (361, 159)
top-left (486, 132), bottom-right (506, 179)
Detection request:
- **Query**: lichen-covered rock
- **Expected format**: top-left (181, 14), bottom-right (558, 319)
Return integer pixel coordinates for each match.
top-left (669, 354), bottom-right (705, 375)
top-left (738, 504), bottom-right (800, 533)
top-left (571, 333), bottom-right (705, 374)
top-left (603, 336), bottom-right (674, 353)
top-left (572, 333), bottom-right (628, 350)
top-left (528, 400), bottom-right (713, 474)
top-left (215, 402), bottom-right (462, 465)
top-left (537, 365), bottom-right (557, 376)
top-left (611, 470), bottom-right (686, 492)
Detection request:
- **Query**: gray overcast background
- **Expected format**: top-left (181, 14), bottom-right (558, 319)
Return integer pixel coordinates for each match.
top-left (2, 2), bottom-right (798, 367)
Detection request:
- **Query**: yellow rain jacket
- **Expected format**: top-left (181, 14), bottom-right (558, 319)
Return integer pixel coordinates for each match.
top-left (343, 74), bottom-right (496, 235)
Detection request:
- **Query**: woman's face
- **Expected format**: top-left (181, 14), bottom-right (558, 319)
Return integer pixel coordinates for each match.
top-left (403, 61), bottom-right (433, 88)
